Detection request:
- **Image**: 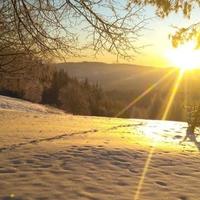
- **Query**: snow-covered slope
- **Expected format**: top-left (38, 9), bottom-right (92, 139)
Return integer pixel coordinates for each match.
top-left (0, 96), bottom-right (200, 200)
top-left (0, 95), bottom-right (63, 114)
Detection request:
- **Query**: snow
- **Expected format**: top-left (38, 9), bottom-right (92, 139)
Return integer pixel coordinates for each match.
top-left (0, 96), bottom-right (200, 200)
top-left (0, 95), bottom-right (63, 114)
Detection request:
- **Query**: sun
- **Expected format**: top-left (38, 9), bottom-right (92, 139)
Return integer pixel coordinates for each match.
top-left (165, 41), bottom-right (200, 71)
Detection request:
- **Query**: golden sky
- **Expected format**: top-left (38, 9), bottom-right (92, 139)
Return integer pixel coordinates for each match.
top-left (67, 6), bottom-right (200, 68)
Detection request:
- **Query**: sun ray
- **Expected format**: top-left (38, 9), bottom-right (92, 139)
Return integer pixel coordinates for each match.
top-left (133, 69), bottom-right (185, 200)
top-left (183, 72), bottom-right (188, 116)
top-left (161, 69), bottom-right (184, 120)
top-left (108, 68), bottom-right (161, 88)
top-left (165, 41), bottom-right (200, 70)
top-left (115, 70), bottom-right (175, 118)
top-left (134, 145), bottom-right (155, 200)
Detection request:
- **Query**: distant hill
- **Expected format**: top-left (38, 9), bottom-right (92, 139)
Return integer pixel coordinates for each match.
top-left (53, 62), bottom-right (175, 91)
top-left (54, 62), bottom-right (200, 95)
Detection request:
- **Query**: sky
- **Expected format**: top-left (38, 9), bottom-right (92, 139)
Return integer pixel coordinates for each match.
top-left (67, 4), bottom-right (200, 68)
top-left (134, 6), bottom-right (200, 68)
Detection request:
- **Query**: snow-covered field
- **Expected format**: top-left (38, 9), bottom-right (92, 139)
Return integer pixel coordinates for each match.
top-left (0, 96), bottom-right (200, 200)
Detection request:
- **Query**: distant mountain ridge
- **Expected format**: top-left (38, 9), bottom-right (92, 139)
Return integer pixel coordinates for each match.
top-left (53, 62), bottom-right (174, 91)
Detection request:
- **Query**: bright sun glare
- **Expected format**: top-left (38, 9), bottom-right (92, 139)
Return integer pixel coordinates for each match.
top-left (165, 41), bottom-right (200, 70)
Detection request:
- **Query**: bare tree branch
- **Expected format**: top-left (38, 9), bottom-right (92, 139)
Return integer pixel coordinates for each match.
top-left (0, 0), bottom-right (149, 74)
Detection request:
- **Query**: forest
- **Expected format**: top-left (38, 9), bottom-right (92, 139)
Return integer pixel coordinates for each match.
top-left (0, 57), bottom-right (189, 121)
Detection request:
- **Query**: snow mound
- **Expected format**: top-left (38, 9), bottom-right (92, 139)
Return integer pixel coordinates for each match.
top-left (0, 95), bottom-right (63, 114)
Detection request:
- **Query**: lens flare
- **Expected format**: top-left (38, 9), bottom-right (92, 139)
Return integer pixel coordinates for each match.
top-left (115, 70), bottom-right (175, 118)
top-left (134, 69), bottom-right (184, 200)
top-left (165, 41), bottom-right (200, 71)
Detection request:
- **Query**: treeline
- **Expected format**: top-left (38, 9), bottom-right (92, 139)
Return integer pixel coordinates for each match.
top-left (106, 89), bottom-right (186, 121)
top-left (0, 56), bottom-right (52, 103)
top-left (41, 70), bottom-right (114, 116)
top-left (0, 59), bottom-right (115, 117)
top-left (0, 57), bottom-right (187, 121)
